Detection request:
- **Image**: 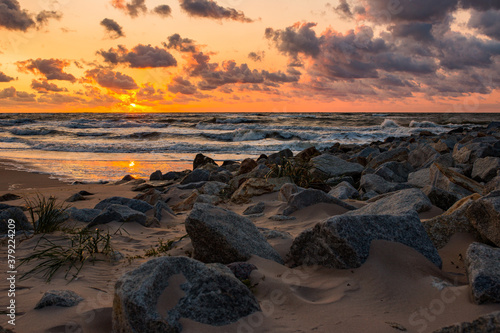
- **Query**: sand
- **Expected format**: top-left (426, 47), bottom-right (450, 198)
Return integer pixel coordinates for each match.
top-left (1, 167), bottom-right (499, 333)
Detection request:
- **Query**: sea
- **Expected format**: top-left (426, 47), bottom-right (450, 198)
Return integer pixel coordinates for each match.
top-left (0, 112), bottom-right (498, 183)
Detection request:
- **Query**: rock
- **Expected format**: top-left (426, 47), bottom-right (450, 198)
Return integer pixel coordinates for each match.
top-left (180, 169), bottom-right (210, 185)
top-left (0, 325), bottom-right (14, 333)
top-left (185, 203), bottom-right (283, 264)
top-left (35, 290), bottom-right (83, 309)
top-left (310, 154), bottom-right (364, 179)
top-left (154, 201), bottom-right (174, 221)
top-left (408, 144), bottom-right (440, 169)
top-left (430, 163), bottom-right (484, 198)
top-left (431, 140), bottom-right (451, 154)
top-left (131, 180), bottom-right (173, 192)
top-left (208, 169), bottom-right (232, 183)
top-left (227, 262), bottom-right (258, 280)
top-left (288, 211), bottom-right (442, 269)
top-left (432, 311), bottom-right (500, 333)
top-left (422, 186), bottom-right (460, 211)
top-left (67, 207), bottom-right (101, 223)
top-left (199, 181), bottom-right (229, 196)
top-left (350, 188), bottom-right (432, 216)
top-left (88, 204), bottom-right (148, 227)
top-left (466, 242), bottom-right (500, 304)
top-left (359, 173), bottom-right (411, 194)
top-left (231, 178), bottom-right (275, 204)
top-left (78, 190), bottom-right (94, 196)
top-left (355, 146), bottom-right (380, 159)
top-left (121, 174), bottom-right (135, 181)
top-left (422, 194), bottom-right (482, 249)
top-left (258, 228), bottom-right (293, 239)
top-left (266, 177), bottom-right (293, 191)
top-left (196, 194), bottom-right (221, 206)
top-left (453, 140), bottom-right (499, 164)
top-left (278, 183), bottom-right (302, 202)
top-left (94, 196), bottom-right (153, 213)
top-left (325, 176), bottom-right (355, 187)
top-left (295, 146), bottom-right (321, 162)
top-left (361, 190), bottom-right (379, 201)
top-left (65, 193), bottom-right (86, 202)
top-left (0, 193), bottom-right (21, 202)
top-left (238, 158), bottom-right (258, 175)
top-left (283, 188), bottom-right (357, 216)
top-left (366, 147), bottom-right (408, 169)
top-left (243, 202), bottom-right (265, 215)
top-left (267, 149), bottom-right (293, 165)
top-left (328, 181), bottom-right (359, 200)
top-left (193, 153), bottom-right (217, 170)
top-left (0, 207), bottom-right (32, 233)
top-left (163, 171), bottom-right (187, 181)
top-left (149, 170), bottom-right (163, 181)
top-left (486, 176), bottom-right (500, 194)
top-left (177, 181), bottom-right (207, 190)
top-left (171, 191), bottom-right (199, 212)
top-left (134, 188), bottom-right (163, 206)
top-left (269, 215), bottom-right (296, 221)
top-left (465, 191), bottom-right (500, 246)
top-left (374, 161), bottom-right (413, 183)
top-left (408, 168), bottom-right (431, 188)
top-left (113, 256), bottom-right (260, 333)
top-left (472, 157), bottom-right (500, 183)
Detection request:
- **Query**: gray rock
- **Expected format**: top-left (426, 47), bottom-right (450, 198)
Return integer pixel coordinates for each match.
top-left (453, 140), bottom-right (499, 164)
top-left (243, 202), bottom-right (265, 215)
top-left (310, 154), bottom-right (364, 179)
top-left (88, 204), bottom-right (147, 227)
top-left (278, 183), bottom-right (302, 202)
top-left (209, 169), bottom-right (232, 183)
top-left (193, 153), bottom-right (217, 170)
top-left (422, 185), bottom-right (460, 211)
top-left (288, 211), bottom-right (442, 269)
top-left (258, 228), bottom-right (293, 239)
top-left (408, 168), bottom-right (431, 188)
top-left (94, 196), bottom-right (153, 213)
top-left (472, 157), bottom-right (500, 183)
top-left (238, 158), bottom-right (258, 175)
top-left (65, 193), bottom-right (86, 202)
top-left (328, 181), bottom-right (359, 200)
top-left (486, 176), bottom-right (500, 194)
top-left (269, 215), bottom-right (297, 221)
top-left (374, 161), bottom-right (413, 183)
top-left (466, 242), bottom-right (500, 304)
top-left (0, 207), bottom-right (32, 233)
top-left (185, 203), bottom-right (283, 264)
top-left (366, 147), bottom-right (408, 169)
top-left (150, 170), bottom-right (163, 181)
top-left (180, 169), bottom-right (210, 185)
top-left (67, 207), bottom-right (101, 223)
top-left (154, 201), bottom-right (174, 221)
top-left (359, 173), bottom-right (411, 194)
top-left (267, 149), bottom-right (293, 165)
top-left (465, 191), bottom-right (500, 246)
top-left (283, 188), bottom-right (357, 216)
top-left (408, 144), bottom-right (440, 169)
top-left (354, 146), bottom-right (380, 159)
top-left (432, 311), bottom-right (500, 333)
top-left (325, 176), bottom-right (355, 187)
top-left (35, 290), bottom-right (83, 309)
top-left (177, 181), bottom-right (207, 190)
top-left (0, 193), bottom-right (21, 202)
top-left (113, 256), bottom-right (260, 333)
top-left (360, 190), bottom-right (379, 201)
top-left (227, 262), bottom-right (258, 280)
top-left (199, 181), bottom-right (229, 196)
top-left (429, 164), bottom-right (481, 199)
top-left (195, 194), bottom-right (220, 205)
top-left (163, 171), bottom-right (187, 181)
top-left (350, 188), bottom-right (432, 216)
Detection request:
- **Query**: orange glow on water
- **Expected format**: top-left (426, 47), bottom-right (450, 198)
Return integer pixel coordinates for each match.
top-left (129, 161), bottom-right (135, 168)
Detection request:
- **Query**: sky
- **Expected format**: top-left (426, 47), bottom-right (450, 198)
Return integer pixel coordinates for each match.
top-left (0, 0), bottom-right (499, 113)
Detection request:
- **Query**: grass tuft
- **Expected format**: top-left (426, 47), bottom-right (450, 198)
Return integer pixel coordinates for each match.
top-left (144, 234), bottom-right (188, 257)
top-left (24, 194), bottom-right (69, 234)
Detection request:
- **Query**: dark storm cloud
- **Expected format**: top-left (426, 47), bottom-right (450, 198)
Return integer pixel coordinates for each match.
top-left (389, 23), bottom-right (434, 42)
top-left (31, 79), bottom-right (67, 92)
top-left (110, 0), bottom-right (147, 18)
top-left (333, 0), bottom-right (364, 19)
top-left (153, 5), bottom-right (172, 17)
top-left (168, 76), bottom-right (197, 94)
top-left (85, 68), bottom-right (138, 90)
top-left (468, 10), bottom-right (500, 41)
top-left (0, 71), bottom-right (14, 82)
top-left (438, 33), bottom-right (500, 70)
top-left (179, 0), bottom-right (253, 22)
top-left (460, 0), bottom-right (500, 11)
top-left (0, 0), bottom-right (34, 31)
top-left (100, 18), bottom-right (125, 39)
top-left (365, 0), bottom-right (458, 23)
top-left (17, 58), bottom-right (76, 82)
top-left (248, 51), bottom-right (264, 62)
top-left (97, 44), bottom-right (177, 68)
top-left (165, 34), bottom-right (197, 53)
top-left (265, 23), bottom-right (322, 59)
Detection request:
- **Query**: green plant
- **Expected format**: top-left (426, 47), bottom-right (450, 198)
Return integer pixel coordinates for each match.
top-left (267, 158), bottom-right (318, 188)
top-left (18, 228), bottom-right (114, 282)
top-left (144, 234), bottom-right (188, 257)
top-left (24, 194), bottom-right (69, 234)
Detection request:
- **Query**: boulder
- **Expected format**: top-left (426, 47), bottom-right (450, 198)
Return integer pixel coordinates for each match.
top-left (230, 178), bottom-right (275, 204)
top-left (162, 171), bottom-right (187, 181)
top-left (283, 188), bottom-right (357, 216)
top-left (465, 191), bottom-right (500, 246)
top-left (94, 196), bottom-right (153, 213)
top-left (422, 186), bottom-right (460, 211)
top-left (180, 169), bottom-right (210, 185)
top-left (466, 242), bottom-right (500, 304)
top-left (432, 311), bottom-right (500, 333)
top-left (453, 140), bottom-right (499, 164)
top-left (226, 262), bottom-right (258, 280)
top-left (269, 215), bottom-right (296, 221)
top-left (243, 202), bottom-right (265, 215)
top-left (267, 149), bottom-right (293, 165)
top-left (258, 228), bottom-right (293, 240)
top-left (278, 183), bottom-right (302, 202)
top-left (131, 180), bottom-right (174, 192)
top-left (193, 153), bottom-right (217, 170)
top-left (328, 181), bottom-right (359, 200)
top-left (113, 256), bottom-right (260, 333)
top-left (354, 146), bottom-right (380, 159)
top-left (295, 146), bottom-right (321, 162)
top-left (199, 181), bottom-right (229, 196)
top-left (0, 207), bottom-right (32, 233)
top-left (366, 148), bottom-right (408, 169)
top-left (238, 158), bottom-right (258, 175)
top-left (472, 157), bottom-right (500, 183)
top-left (0, 193), bottom-right (21, 202)
top-left (134, 188), bottom-right (163, 206)
top-left (177, 181), bottom-right (207, 190)
top-left (35, 290), bottom-right (83, 309)
top-left (486, 176), bottom-right (500, 194)
top-left (359, 173), bottom-right (411, 194)
top-left (149, 170), bottom-right (163, 181)
top-left (408, 144), bottom-right (440, 169)
top-left (208, 169), bottom-right (232, 183)
top-left (154, 201), bottom-right (174, 221)
top-left (350, 188), bottom-right (432, 216)
top-left (67, 207), bottom-right (101, 223)
top-left (65, 193), bottom-right (86, 202)
top-left (325, 175), bottom-right (355, 187)
top-left (288, 212), bottom-right (442, 269)
top-left (374, 161), bottom-right (413, 183)
top-left (88, 204), bottom-right (147, 227)
top-left (185, 203), bottom-right (283, 264)
top-left (430, 163), bottom-right (484, 198)
top-left (407, 168), bottom-right (431, 188)
top-left (171, 191), bottom-right (199, 212)
top-left (310, 154), bottom-right (364, 179)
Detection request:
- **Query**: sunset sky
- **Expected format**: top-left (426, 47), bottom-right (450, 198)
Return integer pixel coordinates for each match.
top-left (0, 0), bottom-right (499, 113)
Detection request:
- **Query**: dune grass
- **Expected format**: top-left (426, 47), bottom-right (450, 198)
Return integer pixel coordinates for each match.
top-left (24, 193), bottom-right (69, 234)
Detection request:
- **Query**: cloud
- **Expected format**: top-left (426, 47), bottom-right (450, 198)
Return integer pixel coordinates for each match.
top-left (438, 33), bottom-right (500, 70)
top-left (0, 86), bottom-right (15, 98)
top-left (0, 0), bottom-right (61, 31)
top-left (31, 79), bottom-right (68, 93)
top-left (165, 33), bottom-right (197, 53)
top-left (100, 18), bottom-right (125, 39)
top-left (248, 51), bottom-right (265, 62)
top-left (153, 5), bottom-right (172, 17)
top-left (0, 71), bottom-right (14, 82)
top-left (179, 0), bottom-right (254, 22)
top-left (364, 0), bottom-right (458, 23)
top-left (0, 86), bottom-right (35, 102)
top-left (111, 0), bottom-right (147, 17)
top-left (136, 83), bottom-right (165, 101)
top-left (468, 9), bottom-right (500, 41)
top-left (265, 22), bottom-right (322, 62)
top-left (85, 68), bottom-right (139, 90)
top-left (17, 58), bottom-right (76, 82)
top-left (168, 76), bottom-right (197, 94)
top-left (98, 44), bottom-right (177, 68)
top-left (389, 22), bottom-right (434, 42)
top-left (460, 0), bottom-right (500, 11)
top-left (332, 0), bottom-right (365, 19)
top-left (35, 10), bottom-right (62, 26)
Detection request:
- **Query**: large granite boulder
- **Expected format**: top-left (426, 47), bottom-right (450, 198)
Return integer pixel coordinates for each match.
top-left (466, 242), bottom-right (500, 304)
top-left (185, 203), bottom-right (283, 264)
top-left (35, 290), bottom-right (83, 309)
top-left (267, 149), bottom-right (293, 165)
top-left (430, 163), bottom-right (484, 199)
top-left (193, 153), bottom-right (217, 170)
top-left (374, 161), bottom-right (413, 183)
top-left (310, 154), bottom-right (364, 179)
top-left (113, 256), bottom-right (260, 333)
top-left (180, 169), bottom-right (210, 185)
top-left (88, 204), bottom-right (147, 227)
top-left (283, 188), bottom-right (357, 216)
top-left (408, 144), bottom-right (440, 169)
top-left (453, 140), bottom-right (499, 164)
top-left (422, 186), bottom-right (460, 211)
top-left (407, 168), bottom-right (431, 188)
top-left (472, 157), bottom-right (500, 183)
top-left (288, 211), bottom-right (442, 269)
top-left (366, 148), bottom-right (408, 169)
top-left (465, 191), bottom-right (500, 246)
top-left (94, 196), bottom-right (153, 213)
top-left (67, 207), bottom-right (101, 223)
top-left (199, 181), bottom-right (230, 196)
top-left (230, 178), bottom-right (275, 204)
top-left (350, 188), bottom-right (432, 216)
top-left (0, 207), bottom-right (32, 233)
top-left (359, 173), bottom-right (411, 195)
top-left (328, 181), bottom-right (359, 200)
top-left (238, 158), bottom-right (258, 175)
top-left (432, 311), bottom-right (500, 333)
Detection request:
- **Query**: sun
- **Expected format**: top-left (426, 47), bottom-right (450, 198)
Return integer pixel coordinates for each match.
top-left (130, 103), bottom-right (136, 108)
top-left (129, 161), bottom-right (135, 167)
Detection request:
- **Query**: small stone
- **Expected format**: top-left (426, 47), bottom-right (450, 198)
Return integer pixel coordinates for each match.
top-left (243, 202), bottom-right (265, 215)
top-left (35, 290), bottom-right (83, 309)
top-left (65, 193), bottom-right (86, 202)
top-left (149, 170), bottom-right (163, 181)
top-left (0, 193), bottom-right (21, 202)
top-left (432, 311), bottom-right (500, 333)
top-left (227, 262), bottom-right (258, 280)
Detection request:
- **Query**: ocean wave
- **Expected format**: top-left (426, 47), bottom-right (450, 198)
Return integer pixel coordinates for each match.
top-left (0, 118), bottom-right (36, 127)
top-left (380, 119), bottom-right (400, 128)
top-left (9, 128), bottom-right (63, 136)
top-left (409, 120), bottom-right (439, 128)
top-left (201, 129), bottom-right (318, 142)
